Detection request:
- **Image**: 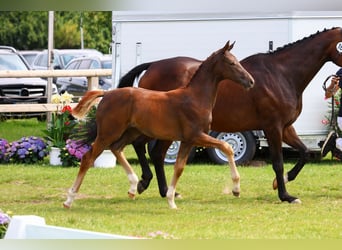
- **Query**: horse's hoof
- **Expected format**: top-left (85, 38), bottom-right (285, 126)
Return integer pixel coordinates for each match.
top-left (291, 198), bottom-right (302, 204)
top-left (63, 202), bottom-right (70, 209)
top-left (137, 182), bottom-right (146, 194)
top-left (128, 192), bottom-right (136, 200)
top-left (232, 191), bottom-right (240, 197)
top-left (272, 178), bottom-right (278, 190)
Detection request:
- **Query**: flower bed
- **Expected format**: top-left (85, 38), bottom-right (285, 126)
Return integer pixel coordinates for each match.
top-left (0, 136), bottom-right (48, 164)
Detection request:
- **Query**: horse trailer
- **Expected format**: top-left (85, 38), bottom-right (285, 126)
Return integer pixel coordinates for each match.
top-left (111, 11), bottom-right (342, 164)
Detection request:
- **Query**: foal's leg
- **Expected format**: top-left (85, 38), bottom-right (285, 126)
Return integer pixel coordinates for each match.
top-left (112, 149), bottom-right (139, 199)
top-left (193, 133), bottom-right (241, 197)
top-left (63, 143), bottom-right (105, 208)
top-left (166, 142), bottom-right (193, 209)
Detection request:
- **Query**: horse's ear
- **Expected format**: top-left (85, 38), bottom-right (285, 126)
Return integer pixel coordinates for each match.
top-left (224, 41), bottom-right (235, 51)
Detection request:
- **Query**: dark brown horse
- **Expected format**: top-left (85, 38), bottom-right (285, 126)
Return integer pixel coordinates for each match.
top-left (118, 27), bottom-right (342, 204)
top-left (63, 41), bottom-right (254, 209)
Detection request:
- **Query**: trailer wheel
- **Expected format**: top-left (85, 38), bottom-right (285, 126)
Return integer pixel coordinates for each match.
top-left (148, 140), bottom-right (196, 165)
top-left (206, 131), bottom-right (256, 165)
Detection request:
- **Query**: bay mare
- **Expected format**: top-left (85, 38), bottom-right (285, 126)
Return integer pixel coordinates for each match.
top-left (118, 27), bottom-right (342, 203)
top-left (63, 41), bottom-right (254, 209)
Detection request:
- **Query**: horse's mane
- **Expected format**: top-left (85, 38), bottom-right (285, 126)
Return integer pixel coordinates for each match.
top-left (245, 27), bottom-right (340, 60)
top-left (270, 27), bottom-right (339, 54)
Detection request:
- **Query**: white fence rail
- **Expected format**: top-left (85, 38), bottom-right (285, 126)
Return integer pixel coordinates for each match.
top-left (0, 69), bottom-right (112, 113)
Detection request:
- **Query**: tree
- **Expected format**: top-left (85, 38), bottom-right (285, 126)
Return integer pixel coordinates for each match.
top-left (0, 11), bottom-right (112, 54)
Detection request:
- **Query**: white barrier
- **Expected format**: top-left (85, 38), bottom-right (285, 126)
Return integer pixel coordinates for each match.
top-left (0, 69), bottom-right (112, 113)
top-left (4, 215), bottom-right (138, 239)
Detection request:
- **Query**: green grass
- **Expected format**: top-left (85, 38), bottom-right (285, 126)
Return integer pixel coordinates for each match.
top-left (1, 161), bottom-right (342, 239)
top-left (0, 118), bottom-right (46, 141)
top-left (1, 119), bottom-right (342, 239)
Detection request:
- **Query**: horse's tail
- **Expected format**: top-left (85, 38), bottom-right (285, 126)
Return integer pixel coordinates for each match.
top-left (72, 89), bottom-right (105, 119)
top-left (118, 62), bottom-right (152, 88)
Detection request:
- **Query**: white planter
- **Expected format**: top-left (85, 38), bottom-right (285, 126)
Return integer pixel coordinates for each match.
top-left (49, 147), bottom-right (62, 166)
top-left (94, 150), bottom-right (116, 168)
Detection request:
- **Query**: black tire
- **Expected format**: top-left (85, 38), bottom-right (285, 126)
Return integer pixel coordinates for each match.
top-left (206, 131), bottom-right (256, 165)
top-left (148, 140), bottom-right (196, 165)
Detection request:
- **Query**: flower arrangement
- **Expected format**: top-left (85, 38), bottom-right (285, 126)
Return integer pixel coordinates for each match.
top-left (0, 139), bottom-right (9, 163)
top-left (59, 139), bottom-right (91, 167)
top-left (0, 209), bottom-right (12, 239)
top-left (1, 136), bottom-right (48, 164)
top-left (44, 92), bottom-right (77, 149)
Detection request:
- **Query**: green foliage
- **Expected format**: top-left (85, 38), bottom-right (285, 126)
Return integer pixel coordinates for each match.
top-left (0, 11), bottom-right (112, 53)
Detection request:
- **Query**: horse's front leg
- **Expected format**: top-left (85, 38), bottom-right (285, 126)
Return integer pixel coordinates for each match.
top-left (273, 125), bottom-right (309, 189)
top-left (150, 139), bottom-right (173, 197)
top-left (265, 129), bottom-right (301, 203)
top-left (112, 149), bottom-right (139, 199)
top-left (132, 137), bottom-right (153, 194)
top-left (166, 142), bottom-right (192, 209)
top-left (63, 146), bottom-right (102, 208)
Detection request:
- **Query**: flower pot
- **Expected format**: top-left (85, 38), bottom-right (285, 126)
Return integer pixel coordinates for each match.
top-left (94, 150), bottom-right (116, 168)
top-left (50, 147), bottom-right (62, 166)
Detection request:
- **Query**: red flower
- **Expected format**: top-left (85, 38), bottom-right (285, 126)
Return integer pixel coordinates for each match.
top-left (62, 105), bottom-right (72, 113)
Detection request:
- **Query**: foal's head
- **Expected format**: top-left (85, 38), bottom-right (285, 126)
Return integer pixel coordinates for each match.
top-left (216, 41), bottom-right (254, 89)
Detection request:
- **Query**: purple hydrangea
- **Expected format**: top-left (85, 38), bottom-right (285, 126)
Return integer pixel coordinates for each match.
top-left (0, 212), bottom-right (10, 225)
top-left (0, 139), bottom-right (9, 163)
top-left (6, 136), bottom-right (49, 164)
top-left (60, 139), bottom-right (91, 167)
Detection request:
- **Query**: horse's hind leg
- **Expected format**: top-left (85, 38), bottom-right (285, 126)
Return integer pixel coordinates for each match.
top-left (112, 149), bottom-right (139, 199)
top-left (194, 133), bottom-right (241, 197)
top-left (273, 125), bottom-right (309, 189)
top-left (63, 143), bottom-right (105, 208)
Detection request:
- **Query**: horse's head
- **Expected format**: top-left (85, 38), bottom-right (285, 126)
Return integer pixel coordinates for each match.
top-left (219, 41), bottom-right (255, 89)
top-left (328, 27), bottom-right (342, 67)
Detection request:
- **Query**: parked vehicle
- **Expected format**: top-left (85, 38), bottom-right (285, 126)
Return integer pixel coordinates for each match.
top-left (0, 46), bottom-right (58, 118)
top-left (31, 49), bottom-right (103, 70)
top-left (18, 50), bottom-right (41, 66)
top-left (56, 55), bottom-right (112, 97)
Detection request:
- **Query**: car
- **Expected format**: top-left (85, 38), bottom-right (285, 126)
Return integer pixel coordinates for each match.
top-left (18, 50), bottom-right (41, 66)
top-left (0, 46), bottom-right (58, 118)
top-left (31, 48), bottom-right (103, 70)
top-left (56, 55), bottom-right (112, 97)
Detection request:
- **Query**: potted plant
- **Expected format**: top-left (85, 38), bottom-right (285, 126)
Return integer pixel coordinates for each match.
top-left (44, 92), bottom-right (77, 165)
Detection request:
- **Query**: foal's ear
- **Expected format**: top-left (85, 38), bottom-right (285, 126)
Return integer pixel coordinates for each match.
top-left (224, 40), bottom-right (235, 51)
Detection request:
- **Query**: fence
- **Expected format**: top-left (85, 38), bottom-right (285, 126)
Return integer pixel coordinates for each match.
top-left (0, 69), bottom-right (112, 112)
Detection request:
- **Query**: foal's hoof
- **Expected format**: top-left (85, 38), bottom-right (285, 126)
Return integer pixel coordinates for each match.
top-left (291, 198), bottom-right (302, 204)
top-left (232, 191), bottom-right (240, 197)
top-left (63, 202), bottom-right (71, 209)
top-left (128, 192), bottom-right (136, 200)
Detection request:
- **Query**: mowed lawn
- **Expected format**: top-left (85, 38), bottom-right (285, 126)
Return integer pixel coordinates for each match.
top-left (0, 118), bottom-right (342, 239)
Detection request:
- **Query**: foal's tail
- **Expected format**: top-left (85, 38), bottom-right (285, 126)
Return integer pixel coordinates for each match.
top-left (118, 62), bottom-right (152, 88)
top-left (72, 90), bottom-right (105, 119)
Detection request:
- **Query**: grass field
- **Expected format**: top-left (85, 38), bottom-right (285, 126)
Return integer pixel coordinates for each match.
top-left (1, 119), bottom-right (342, 239)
